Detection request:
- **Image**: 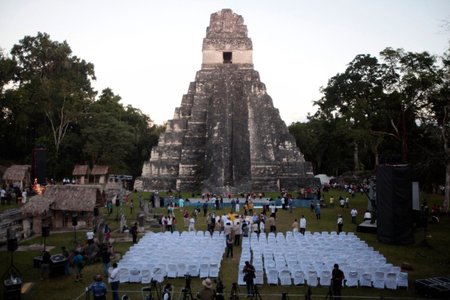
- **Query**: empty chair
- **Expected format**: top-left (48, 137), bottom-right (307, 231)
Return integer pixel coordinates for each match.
top-left (167, 263), bottom-right (178, 278)
top-left (373, 271), bottom-right (385, 289)
top-left (187, 263), bottom-right (199, 277)
top-left (279, 269), bottom-right (292, 286)
top-left (266, 268), bottom-right (279, 285)
top-left (319, 270), bottom-right (332, 287)
top-left (152, 266), bottom-right (165, 283)
top-left (292, 270), bottom-right (306, 286)
top-left (141, 269), bottom-right (151, 284)
top-left (119, 268), bottom-right (130, 283)
top-left (385, 272), bottom-right (397, 289)
top-left (307, 270), bottom-right (319, 287)
top-left (209, 262), bottom-right (220, 278)
top-left (346, 271), bottom-right (359, 287)
top-left (359, 272), bottom-right (372, 287)
top-left (397, 272), bottom-right (408, 289)
top-left (254, 269), bottom-right (264, 285)
top-left (177, 263), bottom-right (187, 278)
top-left (199, 263), bottom-right (209, 278)
top-left (129, 268), bottom-right (141, 283)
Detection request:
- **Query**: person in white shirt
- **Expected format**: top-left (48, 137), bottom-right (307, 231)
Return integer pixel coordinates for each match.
top-left (337, 215), bottom-right (344, 234)
top-left (108, 263), bottom-right (120, 300)
top-left (188, 216), bottom-right (196, 232)
top-left (299, 215), bottom-right (307, 235)
top-left (350, 208), bottom-right (358, 224)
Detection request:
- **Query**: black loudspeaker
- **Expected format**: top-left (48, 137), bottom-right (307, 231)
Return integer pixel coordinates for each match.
top-left (33, 147), bottom-right (47, 185)
top-left (376, 164), bottom-right (414, 244)
top-left (42, 225), bottom-right (50, 237)
top-left (72, 214), bottom-right (78, 226)
top-left (94, 207), bottom-right (99, 216)
top-left (7, 238), bottom-right (18, 252)
top-left (115, 198), bottom-right (120, 207)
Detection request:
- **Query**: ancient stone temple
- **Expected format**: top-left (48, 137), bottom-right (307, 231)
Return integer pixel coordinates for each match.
top-left (136, 9), bottom-right (313, 193)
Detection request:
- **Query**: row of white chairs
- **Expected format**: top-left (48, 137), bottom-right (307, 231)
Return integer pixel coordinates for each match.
top-left (116, 231), bottom-right (226, 283)
top-left (238, 232), bottom-right (408, 289)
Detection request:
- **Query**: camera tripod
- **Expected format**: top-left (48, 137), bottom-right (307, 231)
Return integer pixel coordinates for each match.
top-left (324, 284), bottom-right (334, 300)
top-left (230, 282), bottom-right (240, 300)
top-left (250, 285), bottom-right (262, 300)
top-left (142, 280), bottom-right (161, 300)
top-left (179, 275), bottom-right (194, 300)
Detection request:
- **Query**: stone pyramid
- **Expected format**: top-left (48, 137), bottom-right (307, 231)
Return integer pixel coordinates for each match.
top-left (136, 9), bottom-right (313, 193)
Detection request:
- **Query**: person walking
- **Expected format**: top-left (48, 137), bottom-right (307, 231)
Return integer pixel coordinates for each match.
top-left (130, 222), bottom-right (138, 243)
top-left (109, 262), bottom-right (120, 300)
top-left (291, 218), bottom-right (299, 234)
top-left (315, 202), bottom-right (321, 220)
top-left (72, 250), bottom-right (85, 282)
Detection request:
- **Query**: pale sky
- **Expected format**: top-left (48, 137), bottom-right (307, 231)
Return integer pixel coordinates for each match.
top-left (1, 0), bottom-right (449, 125)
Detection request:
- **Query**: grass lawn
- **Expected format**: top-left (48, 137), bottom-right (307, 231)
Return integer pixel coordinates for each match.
top-left (1, 190), bottom-right (448, 300)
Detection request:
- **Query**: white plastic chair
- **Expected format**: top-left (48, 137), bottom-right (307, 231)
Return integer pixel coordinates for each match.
top-left (177, 263), bottom-right (187, 278)
top-left (141, 269), bottom-right (151, 284)
top-left (129, 268), bottom-right (141, 283)
top-left (397, 272), bottom-right (408, 289)
top-left (119, 268), bottom-right (130, 283)
top-left (209, 262), bottom-right (220, 278)
top-left (187, 263), bottom-right (199, 277)
top-left (292, 270), bottom-right (305, 285)
top-left (346, 271), bottom-right (359, 287)
top-left (359, 272), bottom-right (372, 287)
top-left (307, 270), bottom-right (318, 287)
top-left (199, 263), bottom-right (209, 278)
top-left (266, 267), bottom-right (279, 285)
top-left (167, 263), bottom-right (178, 278)
top-left (254, 269), bottom-right (264, 285)
top-left (385, 272), bottom-right (397, 289)
top-left (279, 269), bottom-right (292, 286)
top-left (319, 270), bottom-right (332, 287)
top-left (373, 271), bottom-right (385, 289)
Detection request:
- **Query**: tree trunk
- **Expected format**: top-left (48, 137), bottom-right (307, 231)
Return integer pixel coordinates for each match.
top-left (444, 163), bottom-right (450, 214)
top-left (353, 142), bottom-right (359, 171)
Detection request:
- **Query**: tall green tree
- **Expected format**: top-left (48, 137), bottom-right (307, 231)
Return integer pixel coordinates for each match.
top-left (10, 32), bottom-right (96, 175)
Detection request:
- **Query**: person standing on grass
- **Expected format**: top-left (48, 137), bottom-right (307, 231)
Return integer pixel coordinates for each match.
top-left (291, 218), bottom-right (299, 234)
top-left (299, 215), bottom-right (307, 235)
top-left (351, 208), bottom-right (358, 224)
top-left (109, 262), bottom-right (120, 300)
top-left (243, 261), bottom-right (256, 297)
top-left (72, 251), bottom-right (85, 282)
top-left (315, 202), bottom-right (321, 220)
top-left (331, 264), bottom-right (345, 299)
top-left (88, 274), bottom-right (107, 300)
top-left (226, 235), bottom-right (234, 258)
top-left (337, 215), bottom-right (344, 234)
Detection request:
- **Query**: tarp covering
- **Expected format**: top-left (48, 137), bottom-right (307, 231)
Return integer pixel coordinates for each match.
top-left (376, 164), bottom-right (414, 244)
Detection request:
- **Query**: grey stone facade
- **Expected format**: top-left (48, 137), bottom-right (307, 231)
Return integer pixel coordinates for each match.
top-left (136, 9), bottom-right (313, 193)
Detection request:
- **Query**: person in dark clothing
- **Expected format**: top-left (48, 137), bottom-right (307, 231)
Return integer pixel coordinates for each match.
top-left (226, 235), bottom-right (234, 258)
top-left (130, 222), bottom-right (138, 244)
top-left (331, 263), bottom-right (345, 299)
top-left (41, 250), bottom-right (51, 280)
top-left (243, 261), bottom-right (255, 297)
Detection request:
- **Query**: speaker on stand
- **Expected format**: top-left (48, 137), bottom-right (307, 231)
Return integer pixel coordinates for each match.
top-left (72, 214), bottom-right (78, 244)
top-left (42, 224), bottom-right (50, 251)
top-left (3, 229), bottom-right (22, 298)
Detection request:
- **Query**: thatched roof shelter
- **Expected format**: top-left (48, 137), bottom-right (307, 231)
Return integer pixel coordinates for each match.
top-left (2, 165), bottom-right (30, 181)
top-left (21, 185), bottom-right (104, 215)
top-left (21, 194), bottom-right (52, 216)
top-left (72, 165), bottom-right (91, 176)
top-left (2, 165), bottom-right (31, 189)
top-left (91, 165), bottom-right (109, 175)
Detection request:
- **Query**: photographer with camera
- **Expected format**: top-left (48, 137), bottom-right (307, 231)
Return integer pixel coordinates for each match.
top-left (214, 278), bottom-right (225, 300)
top-left (196, 278), bottom-right (214, 299)
top-left (243, 261), bottom-right (256, 297)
